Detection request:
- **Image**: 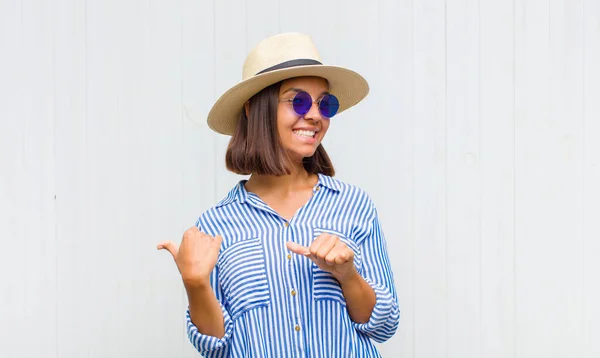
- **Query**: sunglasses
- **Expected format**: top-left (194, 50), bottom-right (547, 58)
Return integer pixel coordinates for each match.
top-left (279, 91), bottom-right (340, 119)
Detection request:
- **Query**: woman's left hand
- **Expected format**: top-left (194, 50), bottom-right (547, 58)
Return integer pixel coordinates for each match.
top-left (286, 233), bottom-right (357, 283)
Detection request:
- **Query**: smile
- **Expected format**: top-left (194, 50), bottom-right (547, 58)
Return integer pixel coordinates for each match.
top-left (293, 129), bottom-right (316, 138)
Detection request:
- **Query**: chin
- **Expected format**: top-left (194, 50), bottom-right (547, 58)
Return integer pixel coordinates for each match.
top-left (286, 148), bottom-right (318, 162)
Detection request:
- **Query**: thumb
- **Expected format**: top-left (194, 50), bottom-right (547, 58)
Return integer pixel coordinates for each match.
top-left (286, 241), bottom-right (310, 257)
top-left (157, 240), bottom-right (179, 259)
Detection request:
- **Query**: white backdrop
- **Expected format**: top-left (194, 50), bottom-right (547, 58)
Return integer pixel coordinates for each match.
top-left (1, 0), bottom-right (599, 357)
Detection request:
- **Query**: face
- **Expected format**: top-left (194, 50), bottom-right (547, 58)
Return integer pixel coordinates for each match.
top-left (276, 76), bottom-right (332, 162)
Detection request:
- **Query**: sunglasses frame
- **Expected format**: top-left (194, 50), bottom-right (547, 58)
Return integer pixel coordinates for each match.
top-left (278, 91), bottom-right (340, 119)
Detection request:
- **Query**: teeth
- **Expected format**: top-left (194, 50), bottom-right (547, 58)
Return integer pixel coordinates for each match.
top-left (293, 130), bottom-right (315, 138)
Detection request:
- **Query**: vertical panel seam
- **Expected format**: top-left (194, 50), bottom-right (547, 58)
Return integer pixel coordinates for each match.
top-left (444, 1), bottom-right (449, 358)
top-left (512, 0), bottom-right (517, 356)
top-left (52, 0), bottom-right (59, 355)
top-left (212, 0), bottom-right (217, 205)
top-left (180, 0), bottom-right (185, 354)
top-left (581, 1), bottom-right (586, 356)
top-left (411, 1), bottom-right (417, 357)
top-left (477, 1), bottom-right (484, 358)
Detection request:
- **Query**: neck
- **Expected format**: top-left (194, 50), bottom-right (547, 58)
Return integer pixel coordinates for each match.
top-left (246, 164), bottom-right (317, 196)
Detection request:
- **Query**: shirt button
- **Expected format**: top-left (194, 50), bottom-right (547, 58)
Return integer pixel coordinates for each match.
top-left (287, 254), bottom-right (292, 260)
top-left (284, 222), bottom-right (289, 228)
top-left (315, 186), bottom-right (320, 191)
top-left (291, 289), bottom-right (297, 296)
top-left (295, 325), bottom-right (301, 332)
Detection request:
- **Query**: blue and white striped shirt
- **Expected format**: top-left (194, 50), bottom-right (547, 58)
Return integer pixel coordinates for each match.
top-left (186, 173), bottom-right (399, 357)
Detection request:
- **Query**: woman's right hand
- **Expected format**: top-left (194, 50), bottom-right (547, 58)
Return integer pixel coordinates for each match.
top-left (157, 227), bottom-right (223, 288)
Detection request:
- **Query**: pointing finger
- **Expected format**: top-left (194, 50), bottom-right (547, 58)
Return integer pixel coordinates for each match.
top-left (286, 241), bottom-right (310, 256)
top-left (157, 240), bottom-right (179, 259)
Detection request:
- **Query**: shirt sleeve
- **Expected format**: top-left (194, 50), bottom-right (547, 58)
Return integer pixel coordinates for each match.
top-left (185, 223), bottom-right (234, 355)
top-left (352, 205), bottom-right (400, 343)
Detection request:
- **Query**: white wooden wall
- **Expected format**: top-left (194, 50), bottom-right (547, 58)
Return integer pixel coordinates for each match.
top-left (1, 0), bottom-right (599, 357)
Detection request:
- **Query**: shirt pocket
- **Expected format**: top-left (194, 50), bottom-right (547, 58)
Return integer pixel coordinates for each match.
top-left (217, 237), bottom-right (271, 320)
top-left (311, 228), bottom-right (361, 306)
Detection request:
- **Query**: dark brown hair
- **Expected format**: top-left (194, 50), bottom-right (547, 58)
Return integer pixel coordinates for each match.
top-left (225, 81), bottom-right (335, 176)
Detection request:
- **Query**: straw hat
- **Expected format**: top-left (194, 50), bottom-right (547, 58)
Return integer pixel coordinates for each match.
top-left (206, 32), bottom-right (370, 135)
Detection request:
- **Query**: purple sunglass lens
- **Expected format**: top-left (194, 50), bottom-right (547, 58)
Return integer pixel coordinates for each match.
top-left (319, 94), bottom-right (340, 118)
top-left (292, 91), bottom-right (312, 116)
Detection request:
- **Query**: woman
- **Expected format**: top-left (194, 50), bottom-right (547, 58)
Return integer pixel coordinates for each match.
top-left (158, 32), bottom-right (399, 357)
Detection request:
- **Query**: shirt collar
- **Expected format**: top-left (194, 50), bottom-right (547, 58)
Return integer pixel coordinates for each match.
top-left (214, 181), bottom-right (247, 207)
top-left (316, 173), bottom-right (342, 192)
top-left (215, 173), bottom-right (341, 208)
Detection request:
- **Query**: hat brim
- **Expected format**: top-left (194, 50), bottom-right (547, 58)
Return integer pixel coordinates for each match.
top-left (206, 65), bottom-right (369, 135)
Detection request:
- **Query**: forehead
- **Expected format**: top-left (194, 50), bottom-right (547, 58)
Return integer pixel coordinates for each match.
top-left (279, 76), bottom-right (329, 94)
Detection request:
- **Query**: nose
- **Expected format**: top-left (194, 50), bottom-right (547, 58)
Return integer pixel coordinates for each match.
top-left (303, 100), bottom-right (323, 122)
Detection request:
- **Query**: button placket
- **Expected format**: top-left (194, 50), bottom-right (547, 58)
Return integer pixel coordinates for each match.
top-left (283, 223), bottom-right (305, 354)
